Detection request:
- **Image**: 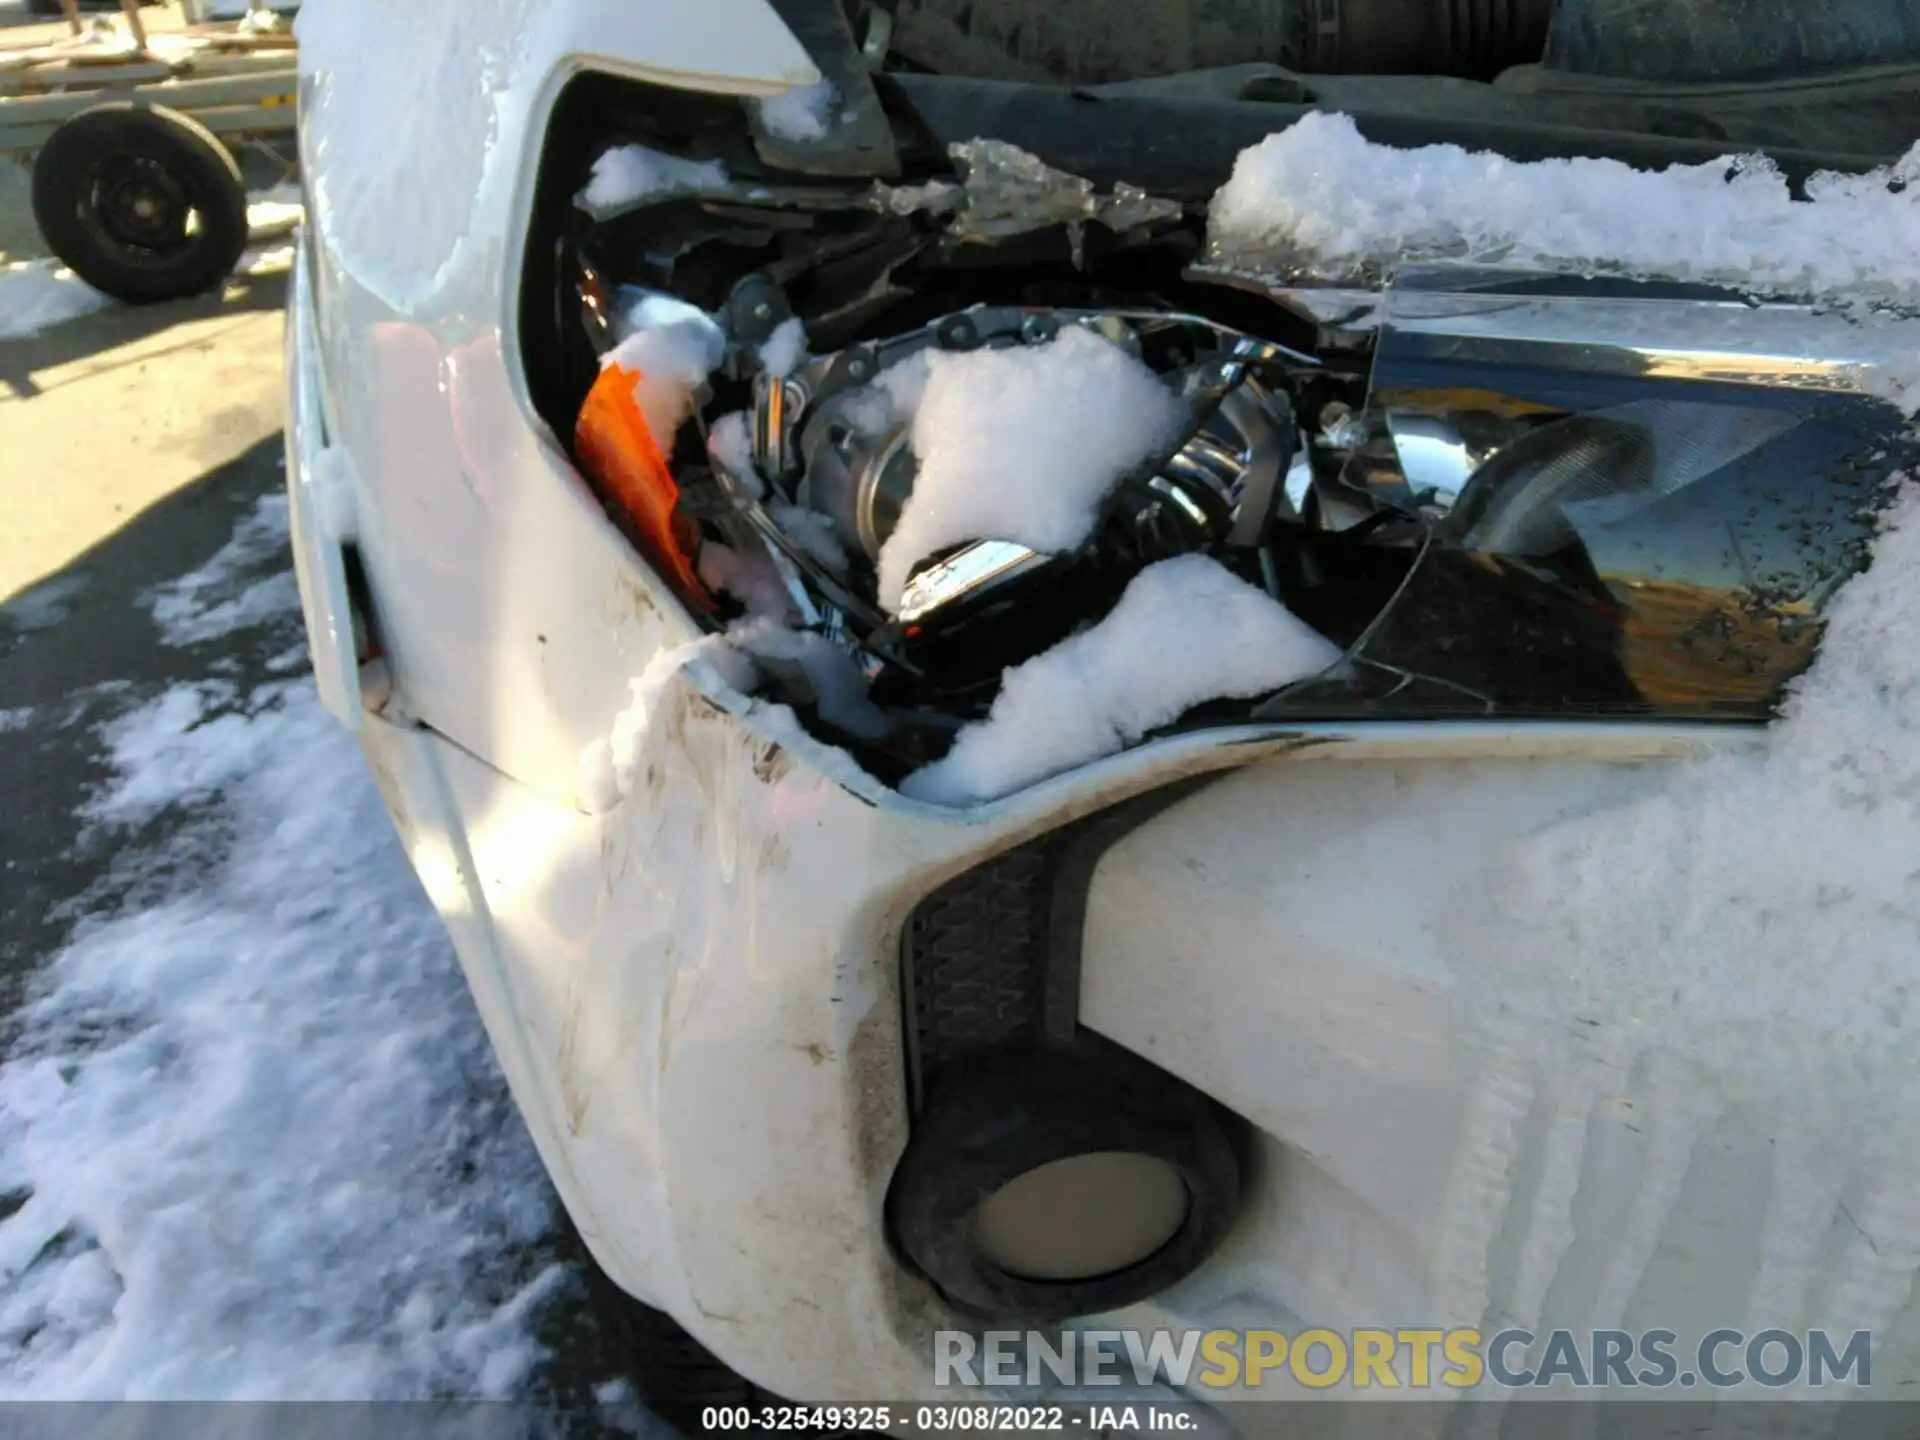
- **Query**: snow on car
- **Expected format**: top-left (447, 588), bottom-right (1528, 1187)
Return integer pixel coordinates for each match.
top-left (286, 0), bottom-right (1920, 1425)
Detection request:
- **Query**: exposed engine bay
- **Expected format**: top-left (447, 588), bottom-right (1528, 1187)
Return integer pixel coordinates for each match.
top-left (536, 87), bottom-right (1915, 797)
top-left (713, 303), bottom-right (1322, 692)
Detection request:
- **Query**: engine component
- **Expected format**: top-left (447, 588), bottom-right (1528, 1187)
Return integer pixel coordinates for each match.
top-left (719, 305), bottom-right (1322, 679)
top-left (795, 394), bottom-right (918, 560)
top-left (766, 307), bottom-right (1313, 600)
top-left (1095, 333), bottom-right (1300, 558)
top-left (895, 539), bottom-right (1054, 627)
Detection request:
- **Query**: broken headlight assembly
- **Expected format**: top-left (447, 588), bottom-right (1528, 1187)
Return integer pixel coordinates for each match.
top-left (534, 102), bottom-right (1915, 793)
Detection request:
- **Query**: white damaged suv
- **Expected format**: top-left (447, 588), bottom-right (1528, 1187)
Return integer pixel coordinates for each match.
top-left (285, 0), bottom-right (1920, 1425)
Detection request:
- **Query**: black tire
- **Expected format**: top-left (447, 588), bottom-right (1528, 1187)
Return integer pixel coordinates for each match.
top-left (31, 103), bottom-right (249, 305)
top-left (586, 1262), bottom-right (765, 1434)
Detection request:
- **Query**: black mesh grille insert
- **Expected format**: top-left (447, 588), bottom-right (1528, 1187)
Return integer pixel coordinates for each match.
top-left (904, 845), bottom-right (1051, 1111)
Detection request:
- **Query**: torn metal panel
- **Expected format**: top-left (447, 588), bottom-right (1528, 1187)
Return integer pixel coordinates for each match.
top-left (944, 139), bottom-right (1183, 245)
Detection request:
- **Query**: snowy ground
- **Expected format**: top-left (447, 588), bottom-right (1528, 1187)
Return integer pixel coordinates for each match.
top-left (0, 191), bottom-right (305, 343)
top-left (0, 448), bottom-right (647, 1433)
top-left (0, 262), bottom-right (108, 344)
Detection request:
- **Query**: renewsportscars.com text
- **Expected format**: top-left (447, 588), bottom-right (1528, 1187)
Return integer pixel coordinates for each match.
top-left (934, 1327), bottom-right (1873, 1392)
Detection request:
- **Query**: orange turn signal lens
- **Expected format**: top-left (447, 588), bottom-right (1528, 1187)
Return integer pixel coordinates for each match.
top-left (574, 361), bottom-right (716, 613)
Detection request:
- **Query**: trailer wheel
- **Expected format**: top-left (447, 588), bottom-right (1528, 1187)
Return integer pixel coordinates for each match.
top-left (31, 103), bottom-right (249, 305)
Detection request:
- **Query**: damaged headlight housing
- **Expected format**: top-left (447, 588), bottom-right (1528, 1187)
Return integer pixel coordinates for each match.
top-left (537, 97), bottom-right (1915, 800)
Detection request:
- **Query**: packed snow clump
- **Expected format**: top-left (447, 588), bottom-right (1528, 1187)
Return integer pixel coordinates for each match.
top-left (1438, 476), bottom-right (1920, 1130)
top-left (766, 501), bottom-right (848, 571)
top-left (577, 638), bottom-right (756, 811)
top-left (579, 145), bottom-right (728, 211)
top-left (608, 290), bottom-right (715, 347)
top-left (707, 410), bottom-right (763, 498)
top-left (698, 543), bottom-right (794, 622)
top-left (1208, 112), bottom-right (1920, 301)
top-left (751, 79), bottom-right (838, 142)
top-left (904, 556), bottom-right (1341, 805)
top-left (874, 325), bottom-right (1186, 610)
top-left (0, 261), bottom-right (109, 341)
top-left (602, 302), bottom-right (727, 450)
top-left (757, 316), bottom-right (808, 378)
top-left (577, 622), bottom-right (884, 811)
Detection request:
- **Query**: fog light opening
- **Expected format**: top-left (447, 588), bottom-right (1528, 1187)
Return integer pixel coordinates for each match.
top-left (972, 1151), bottom-right (1190, 1282)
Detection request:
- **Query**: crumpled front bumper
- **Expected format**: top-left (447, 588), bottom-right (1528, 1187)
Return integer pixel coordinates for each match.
top-left (286, 254), bottom-right (1315, 1389)
top-left (290, 208), bottom-right (1841, 1401)
top-left (345, 657), bottom-right (1344, 1400)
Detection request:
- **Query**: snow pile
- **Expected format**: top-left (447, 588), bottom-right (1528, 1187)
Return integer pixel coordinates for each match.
top-left (752, 79), bottom-right (839, 142)
top-left (1208, 112), bottom-right (1920, 300)
top-left (577, 618), bottom-right (891, 810)
top-left (0, 681), bottom-right (564, 1397)
top-left (602, 304), bottom-right (726, 452)
top-left (874, 326), bottom-right (1186, 610)
top-left (0, 262), bottom-right (108, 342)
top-left (578, 145), bottom-right (728, 212)
top-left (707, 410), bottom-right (762, 497)
top-left (698, 543), bottom-right (794, 621)
top-left (1443, 477), bottom-right (1920, 1130)
top-left (578, 639), bottom-right (756, 811)
top-left (606, 290), bottom-right (722, 354)
top-left (245, 184), bottom-right (305, 236)
top-left (141, 494), bottom-right (300, 646)
top-left (904, 556), bottom-right (1340, 805)
top-left (765, 501), bottom-right (847, 571)
top-left (757, 316), bottom-right (808, 378)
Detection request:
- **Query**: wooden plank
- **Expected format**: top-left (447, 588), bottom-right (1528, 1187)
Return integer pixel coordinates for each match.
top-left (0, 57), bottom-right (298, 109)
top-left (0, 28), bottom-right (294, 71)
top-left (0, 102), bottom-right (296, 155)
top-left (0, 67), bottom-right (294, 114)
top-left (0, 63), bottom-right (178, 92)
top-left (0, 51), bottom-right (297, 90)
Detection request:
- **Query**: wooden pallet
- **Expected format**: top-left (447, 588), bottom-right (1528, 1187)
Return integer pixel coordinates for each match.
top-left (0, 23), bottom-right (296, 152)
